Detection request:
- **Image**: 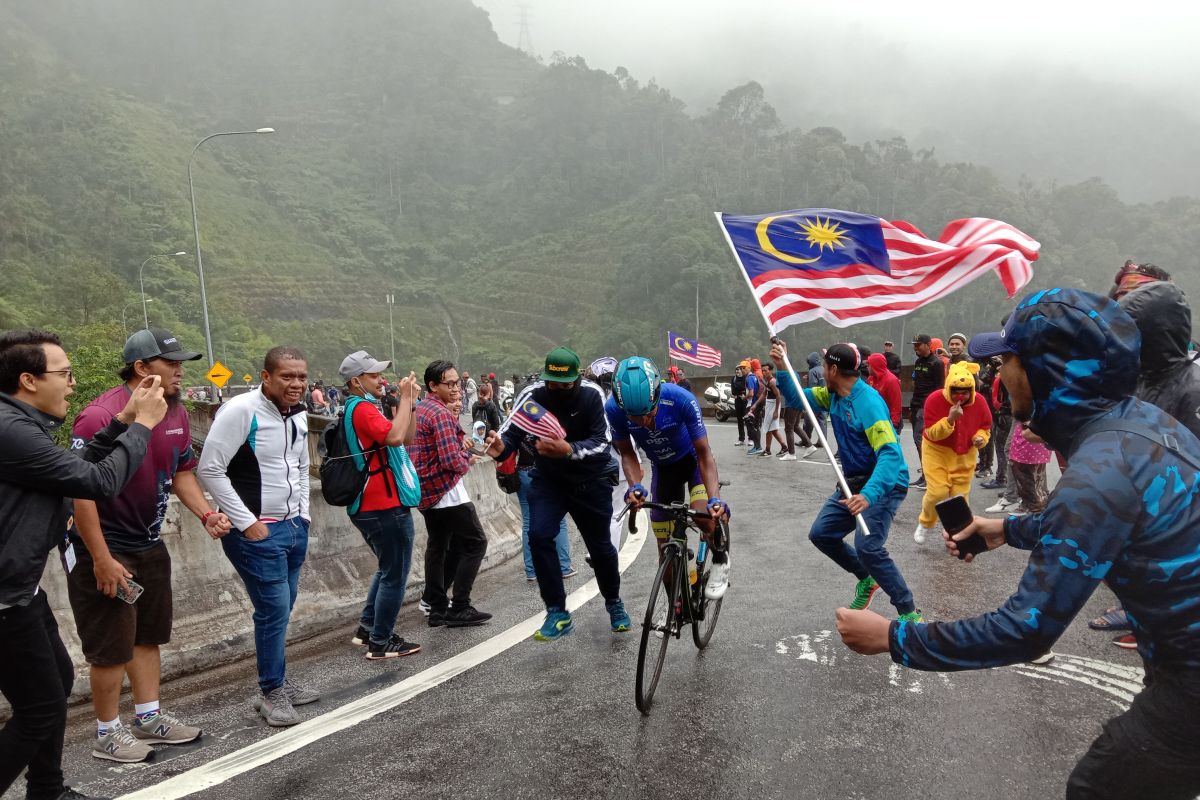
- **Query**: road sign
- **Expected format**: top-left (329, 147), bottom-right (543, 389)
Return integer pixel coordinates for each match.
top-left (205, 361), bottom-right (233, 388)
top-left (243, 373), bottom-right (254, 383)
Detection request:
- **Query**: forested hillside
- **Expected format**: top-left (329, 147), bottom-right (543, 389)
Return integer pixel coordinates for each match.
top-left (2, 0), bottom-right (1198, 385)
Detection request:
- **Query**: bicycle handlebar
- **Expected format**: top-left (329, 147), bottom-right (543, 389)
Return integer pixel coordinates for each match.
top-left (615, 500), bottom-right (713, 527)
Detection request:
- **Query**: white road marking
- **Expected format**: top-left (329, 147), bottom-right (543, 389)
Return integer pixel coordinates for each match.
top-left (118, 511), bottom-right (650, 800)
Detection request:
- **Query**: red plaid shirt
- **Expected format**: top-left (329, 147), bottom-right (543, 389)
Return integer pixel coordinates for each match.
top-left (411, 394), bottom-right (471, 510)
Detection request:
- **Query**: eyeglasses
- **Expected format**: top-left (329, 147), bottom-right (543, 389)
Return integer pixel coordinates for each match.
top-left (436, 381), bottom-right (461, 390)
top-left (43, 369), bottom-right (75, 381)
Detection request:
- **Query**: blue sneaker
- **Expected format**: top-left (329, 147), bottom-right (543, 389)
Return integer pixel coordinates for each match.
top-left (606, 599), bottom-right (631, 632)
top-left (746, 447), bottom-right (763, 456)
top-left (533, 610), bottom-right (573, 641)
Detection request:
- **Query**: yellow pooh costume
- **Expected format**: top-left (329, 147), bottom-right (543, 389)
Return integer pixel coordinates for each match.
top-left (918, 361), bottom-right (993, 529)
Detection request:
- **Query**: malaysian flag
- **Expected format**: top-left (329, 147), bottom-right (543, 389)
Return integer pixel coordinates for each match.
top-left (510, 399), bottom-right (568, 439)
top-left (668, 332), bottom-right (722, 368)
top-left (716, 209), bottom-right (1039, 330)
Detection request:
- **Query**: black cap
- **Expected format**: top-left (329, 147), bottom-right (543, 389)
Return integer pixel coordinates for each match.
top-left (123, 328), bottom-right (203, 364)
top-left (824, 343), bottom-right (862, 373)
top-left (911, 333), bottom-right (932, 345)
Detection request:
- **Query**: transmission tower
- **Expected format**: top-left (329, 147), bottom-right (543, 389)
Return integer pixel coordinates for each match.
top-left (516, 4), bottom-right (536, 57)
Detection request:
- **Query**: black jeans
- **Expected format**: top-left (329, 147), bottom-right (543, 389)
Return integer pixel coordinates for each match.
top-left (419, 502), bottom-right (488, 611)
top-left (1066, 666), bottom-right (1200, 799)
top-left (992, 413), bottom-right (1013, 484)
top-left (526, 469), bottom-right (620, 610)
top-left (734, 398), bottom-right (748, 442)
top-left (0, 592), bottom-right (73, 800)
top-left (909, 405), bottom-right (925, 467)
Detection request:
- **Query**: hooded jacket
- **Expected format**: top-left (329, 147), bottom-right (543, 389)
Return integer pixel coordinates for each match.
top-left (891, 288), bottom-right (1200, 671)
top-left (1118, 280), bottom-right (1200, 439)
top-left (922, 361), bottom-right (991, 455)
top-left (866, 353), bottom-right (902, 427)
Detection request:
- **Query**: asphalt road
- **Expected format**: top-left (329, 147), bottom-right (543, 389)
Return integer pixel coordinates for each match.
top-left (10, 423), bottom-right (1147, 800)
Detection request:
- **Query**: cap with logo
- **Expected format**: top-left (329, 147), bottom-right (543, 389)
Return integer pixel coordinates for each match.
top-left (540, 346), bottom-right (581, 384)
top-left (824, 343), bottom-right (862, 373)
top-left (339, 350), bottom-right (391, 381)
top-left (968, 317), bottom-right (1020, 359)
top-left (123, 328), bottom-right (203, 364)
top-left (911, 333), bottom-right (932, 346)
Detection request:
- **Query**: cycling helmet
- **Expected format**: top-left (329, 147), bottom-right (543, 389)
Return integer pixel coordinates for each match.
top-left (613, 356), bottom-right (662, 416)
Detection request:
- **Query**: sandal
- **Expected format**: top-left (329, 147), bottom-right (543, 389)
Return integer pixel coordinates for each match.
top-left (1089, 607), bottom-right (1130, 631)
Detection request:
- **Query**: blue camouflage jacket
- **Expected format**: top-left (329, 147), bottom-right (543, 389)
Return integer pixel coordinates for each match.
top-left (891, 288), bottom-right (1200, 671)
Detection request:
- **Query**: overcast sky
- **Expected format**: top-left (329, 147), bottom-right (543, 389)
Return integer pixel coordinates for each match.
top-left (474, 0), bottom-right (1200, 116)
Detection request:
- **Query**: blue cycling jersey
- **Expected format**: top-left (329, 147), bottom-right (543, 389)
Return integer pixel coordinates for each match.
top-left (605, 383), bottom-right (707, 465)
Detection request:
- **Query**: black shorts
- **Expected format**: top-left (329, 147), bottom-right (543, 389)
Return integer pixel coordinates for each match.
top-left (66, 542), bottom-right (173, 666)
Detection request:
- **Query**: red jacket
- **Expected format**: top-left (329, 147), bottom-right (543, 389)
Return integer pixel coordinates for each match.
top-left (867, 353), bottom-right (902, 427)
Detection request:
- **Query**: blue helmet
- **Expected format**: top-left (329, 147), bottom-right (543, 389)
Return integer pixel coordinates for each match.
top-left (613, 356), bottom-right (662, 416)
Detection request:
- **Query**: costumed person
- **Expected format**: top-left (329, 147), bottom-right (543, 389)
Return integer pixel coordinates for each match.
top-left (913, 360), bottom-right (992, 544)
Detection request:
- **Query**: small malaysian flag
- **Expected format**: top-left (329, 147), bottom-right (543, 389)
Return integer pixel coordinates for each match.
top-left (668, 331), bottom-right (722, 369)
top-left (510, 399), bottom-right (568, 439)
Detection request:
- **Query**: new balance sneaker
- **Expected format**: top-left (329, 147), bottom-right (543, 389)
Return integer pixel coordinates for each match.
top-left (367, 635), bottom-right (422, 660)
top-left (849, 576), bottom-right (879, 610)
top-left (351, 625), bottom-right (371, 646)
top-left (131, 710), bottom-right (202, 745)
top-left (281, 677), bottom-right (320, 706)
top-left (897, 610), bottom-right (925, 624)
top-left (913, 524), bottom-right (938, 544)
top-left (607, 599), bottom-right (631, 632)
top-left (253, 687), bottom-right (300, 727)
top-left (445, 606), bottom-right (492, 627)
top-left (705, 556), bottom-right (730, 600)
top-left (534, 610), bottom-right (574, 641)
top-left (1028, 652), bottom-right (1056, 665)
top-left (779, 453), bottom-right (798, 461)
top-left (93, 726), bottom-right (153, 763)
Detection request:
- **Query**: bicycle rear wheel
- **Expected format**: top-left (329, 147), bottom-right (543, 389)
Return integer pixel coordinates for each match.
top-left (635, 549), bottom-right (679, 714)
top-left (691, 519), bottom-right (728, 649)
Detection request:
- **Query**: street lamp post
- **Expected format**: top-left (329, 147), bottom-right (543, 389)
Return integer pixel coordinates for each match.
top-left (123, 299), bottom-right (152, 337)
top-left (386, 293), bottom-right (397, 372)
top-left (139, 252), bottom-right (187, 329)
top-left (187, 128), bottom-right (275, 371)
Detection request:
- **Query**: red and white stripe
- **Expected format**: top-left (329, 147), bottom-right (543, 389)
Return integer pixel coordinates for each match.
top-left (510, 409), bottom-right (567, 440)
top-left (726, 216), bottom-right (1039, 331)
top-left (670, 341), bottom-right (722, 369)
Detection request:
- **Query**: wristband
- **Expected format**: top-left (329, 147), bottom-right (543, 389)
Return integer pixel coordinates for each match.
top-left (201, 511), bottom-right (216, 524)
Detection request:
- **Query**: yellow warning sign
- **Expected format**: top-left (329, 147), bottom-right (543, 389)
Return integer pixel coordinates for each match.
top-left (205, 361), bottom-right (233, 388)
top-left (242, 373), bottom-right (254, 383)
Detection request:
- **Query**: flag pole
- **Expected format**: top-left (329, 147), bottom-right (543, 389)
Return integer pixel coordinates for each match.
top-left (713, 212), bottom-right (872, 537)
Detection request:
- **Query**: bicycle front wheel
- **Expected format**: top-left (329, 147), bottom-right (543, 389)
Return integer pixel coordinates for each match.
top-left (635, 551), bottom-right (678, 715)
top-left (692, 519), bottom-right (728, 649)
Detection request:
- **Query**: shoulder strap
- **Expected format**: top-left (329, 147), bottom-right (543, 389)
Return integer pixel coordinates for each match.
top-left (1073, 416), bottom-right (1200, 472)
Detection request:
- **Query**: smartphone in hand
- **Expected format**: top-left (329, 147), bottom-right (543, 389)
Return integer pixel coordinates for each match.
top-left (935, 496), bottom-right (988, 558)
top-left (115, 578), bottom-right (144, 604)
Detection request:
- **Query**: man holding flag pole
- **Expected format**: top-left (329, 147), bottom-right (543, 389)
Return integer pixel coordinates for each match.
top-left (714, 206), bottom-right (1039, 621)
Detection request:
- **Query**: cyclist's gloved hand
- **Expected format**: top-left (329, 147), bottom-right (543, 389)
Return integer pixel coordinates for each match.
top-left (624, 483), bottom-right (648, 504)
top-left (707, 498), bottom-right (729, 519)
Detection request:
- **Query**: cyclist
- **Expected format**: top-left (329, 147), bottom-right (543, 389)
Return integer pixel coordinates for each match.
top-left (606, 357), bottom-right (730, 599)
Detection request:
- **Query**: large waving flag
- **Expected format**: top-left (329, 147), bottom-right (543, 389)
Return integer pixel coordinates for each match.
top-left (668, 332), bottom-right (722, 368)
top-left (510, 398), bottom-right (568, 439)
top-left (715, 209), bottom-right (1039, 331)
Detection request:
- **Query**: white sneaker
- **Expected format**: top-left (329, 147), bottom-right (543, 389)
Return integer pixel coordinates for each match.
top-left (912, 524), bottom-right (937, 544)
top-left (801, 446), bottom-right (819, 459)
top-left (705, 557), bottom-right (730, 600)
top-left (984, 499), bottom-right (1014, 513)
top-left (418, 599), bottom-right (431, 616)
top-left (1028, 651), bottom-right (1055, 665)
top-left (779, 453), bottom-right (798, 461)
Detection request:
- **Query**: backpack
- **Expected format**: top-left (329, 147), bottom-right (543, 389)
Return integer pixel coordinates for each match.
top-left (495, 451), bottom-right (520, 494)
top-left (318, 396), bottom-right (387, 507)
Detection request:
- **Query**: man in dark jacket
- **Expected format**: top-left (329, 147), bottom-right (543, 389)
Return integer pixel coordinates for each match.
top-left (486, 346), bottom-right (628, 641)
top-left (1119, 278), bottom-right (1200, 439)
top-left (835, 289), bottom-right (1200, 799)
top-left (908, 334), bottom-right (945, 487)
top-left (0, 329), bottom-right (166, 800)
top-left (882, 341), bottom-right (903, 380)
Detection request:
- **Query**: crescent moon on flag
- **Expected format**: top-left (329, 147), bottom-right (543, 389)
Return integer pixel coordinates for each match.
top-left (673, 336), bottom-right (688, 350)
top-left (756, 214), bottom-right (821, 265)
top-left (523, 401), bottom-right (540, 414)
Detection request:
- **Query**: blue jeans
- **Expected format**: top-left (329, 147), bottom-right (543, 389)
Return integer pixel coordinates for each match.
top-left (808, 483), bottom-right (914, 613)
top-left (350, 506), bottom-right (415, 646)
top-left (221, 517), bottom-right (309, 693)
top-left (518, 468), bottom-right (570, 577)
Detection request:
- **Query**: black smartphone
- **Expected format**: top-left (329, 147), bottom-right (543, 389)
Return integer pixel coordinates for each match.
top-left (935, 495), bottom-right (988, 558)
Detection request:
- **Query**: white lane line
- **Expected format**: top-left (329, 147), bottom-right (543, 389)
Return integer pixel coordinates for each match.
top-left (119, 512), bottom-right (650, 800)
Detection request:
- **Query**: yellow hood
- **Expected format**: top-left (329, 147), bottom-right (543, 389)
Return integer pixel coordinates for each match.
top-left (942, 360), bottom-right (979, 403)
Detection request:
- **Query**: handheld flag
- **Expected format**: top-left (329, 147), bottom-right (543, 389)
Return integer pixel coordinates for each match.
top-left (667, 332), bottom-right (722, 368)
top-left (510, 399), bottom-right (568, 440)
top-left (715, 209), bottom-right (1039, 331)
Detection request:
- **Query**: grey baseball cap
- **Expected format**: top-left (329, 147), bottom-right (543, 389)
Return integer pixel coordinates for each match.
top-left (339, 350), bottom-right (391, 380)
top-left (123, 328), bottom-right (203, 364)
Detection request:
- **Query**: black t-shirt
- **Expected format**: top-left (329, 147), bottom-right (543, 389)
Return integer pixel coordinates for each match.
top-left (910, 353), bottom-right (945, 408)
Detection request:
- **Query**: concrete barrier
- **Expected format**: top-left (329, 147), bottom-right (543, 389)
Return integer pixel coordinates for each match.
top-left (27, 458), bottom-right (522, 705)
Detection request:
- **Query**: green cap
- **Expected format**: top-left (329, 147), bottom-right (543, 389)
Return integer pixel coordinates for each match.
top-left (540, 346), bottom-right (581, 383)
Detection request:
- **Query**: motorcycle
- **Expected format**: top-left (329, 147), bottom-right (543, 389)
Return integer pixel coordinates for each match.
top-left (703, 382), bottom-right (735, 422)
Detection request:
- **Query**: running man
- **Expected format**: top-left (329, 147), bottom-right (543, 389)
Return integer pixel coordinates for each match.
top-left (770, 341), bottom-right (920, 623)
top-left (607, 357), bottom-right (730, 598)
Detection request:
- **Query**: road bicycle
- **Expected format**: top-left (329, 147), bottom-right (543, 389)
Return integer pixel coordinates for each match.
top-left (619, 495), bottom-right (730, 714)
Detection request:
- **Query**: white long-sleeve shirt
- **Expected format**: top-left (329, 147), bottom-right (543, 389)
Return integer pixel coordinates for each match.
top-left (197, 388), bottom-right (309, 531)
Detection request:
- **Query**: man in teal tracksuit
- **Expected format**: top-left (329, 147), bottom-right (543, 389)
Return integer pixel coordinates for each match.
top-left (771, 342), bottom-right (919, 622)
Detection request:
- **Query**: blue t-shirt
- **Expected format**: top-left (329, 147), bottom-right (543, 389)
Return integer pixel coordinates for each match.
top-left (745, 374), bottom-right (760, 401)
top-left (605, 383), bottom-right (707, 465)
